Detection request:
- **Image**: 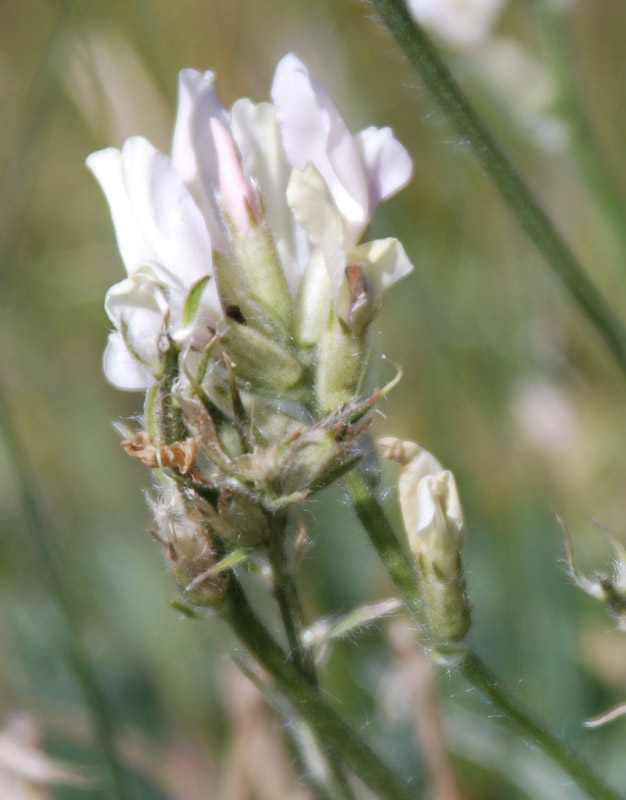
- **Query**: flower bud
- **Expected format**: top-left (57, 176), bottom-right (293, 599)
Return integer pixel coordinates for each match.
top-left (379, 437), bottom-right (470, 641)
top-left (151, 493), bottom-right (229, 607)
top-left (315, 312), bottom-right (366, 412)
top-left (560, 517), bottom-right (626, 632)
top-left (275, 426), bottom-right (357, 498)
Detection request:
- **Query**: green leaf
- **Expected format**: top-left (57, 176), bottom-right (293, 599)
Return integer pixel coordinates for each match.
top-left (182, 275), bottom-right (211, 330)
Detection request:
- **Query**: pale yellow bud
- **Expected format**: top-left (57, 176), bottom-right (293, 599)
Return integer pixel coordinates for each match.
top-left (379, 436), bottom-right (470, 641)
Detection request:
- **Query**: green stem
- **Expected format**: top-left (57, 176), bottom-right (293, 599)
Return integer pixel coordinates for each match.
top-left (224, 575), bottom-right (421, 800)
top-left (266, 514), bottom-right (317, 684)
top-left (265, 515), bottom-right (358, 800)
top-left (345, 465), bottom-right (623, 799)
top-left (533, 0), bottom-right (626, 268)
top-left (0, 385), bottom-right (133, 799)
top-left (342, 469), bottom-right (422, 620)
top-left (233, 652), bottom-right (350, 800)
top-left (367, 0), bottom-right (626, 375)
top-left (457, 649), bottom-right (623, 800)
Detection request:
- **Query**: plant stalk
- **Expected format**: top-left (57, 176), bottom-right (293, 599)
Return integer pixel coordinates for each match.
top-left (265, 514), bottom-right (357, 799)
top-left (367, 0), bottom-right (626, 375)
top-left (345, 464), bottom-right (623, 799)
top-left (224, 574), bottom-right (420, 800)
top-left (458, 649), bottom-right (623, 800)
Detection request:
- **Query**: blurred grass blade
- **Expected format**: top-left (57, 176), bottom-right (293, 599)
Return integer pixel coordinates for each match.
top-left (534, 0), bottom-right (626, 267)
top-left (368, 0), bottom-right (626, 376)
top-left (0, 383), bottom-right (134, 800)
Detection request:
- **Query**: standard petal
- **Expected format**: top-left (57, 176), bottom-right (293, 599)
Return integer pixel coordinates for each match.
top-left (171, 68), bottom-right (228, 249)
top-left (355, 126), bottom-right (413, 209)
top-left (87, 147), bottom-right (154, 274)
top-left (120, 136), bottom-right (214, 286)
top-left (102, 331), bottom-right (156, 390)
top-left (272, 53), bottom-right (368, 237)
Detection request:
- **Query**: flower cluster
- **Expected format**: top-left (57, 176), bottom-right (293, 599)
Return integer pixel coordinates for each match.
top-left (88, 53), bottom-right (412, 406)
top-left (89, 54), bottom-right (414, 604)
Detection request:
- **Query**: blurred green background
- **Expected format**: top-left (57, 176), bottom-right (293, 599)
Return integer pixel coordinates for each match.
top-left (2, 0), bottom-right (626, 797)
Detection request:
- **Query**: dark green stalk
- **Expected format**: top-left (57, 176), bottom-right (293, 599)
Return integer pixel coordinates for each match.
top-left (533, 0), bottom-right (626, 267)
top-left (0, 385), bottom-right (133, 799)
top-left (265, 514), bottom-right (358, 800)
top-left (233, 653), bottom-right (346, 800)
top-left (266, 513), bottom-right (317, 684)
top-left (458, 649), bottom-right (624, 800)
top-left (367, 0), bottom-right (626, 374)
top-left (224, 575), bottom-right (421, 800)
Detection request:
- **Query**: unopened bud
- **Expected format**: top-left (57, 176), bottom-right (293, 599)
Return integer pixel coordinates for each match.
top-left (151, 494), bottom-right (228, 607)
top-left (315, 312), bottom-right (366, 412)
top-left (380, 437), bottom-right (470, 641)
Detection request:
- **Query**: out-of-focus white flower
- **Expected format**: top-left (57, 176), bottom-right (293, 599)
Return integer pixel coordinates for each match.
top-left (88, 53), bottom-right (413, 391)
top-left (468, 38), bottom-right (568, 152)
top-left (512, 379), bottom-right (579, 456)
top-left (407, 0), bottom-right (507, 49)
top-left (0, 714), bottom-right (88, 800)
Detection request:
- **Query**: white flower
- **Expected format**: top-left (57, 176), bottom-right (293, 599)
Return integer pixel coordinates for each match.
top-left (272, 54), bottom-right (413, 328)
top-left (87, 136), bottom-right (220, 389)
top-left (407, 0), bottom-right (507, 49)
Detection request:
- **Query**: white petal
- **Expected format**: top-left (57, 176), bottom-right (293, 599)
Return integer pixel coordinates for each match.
top-left (231, 99), bottom-right (308, 289)
top-left (413, 472), bottom-right (465, 553)
top-left (348, 237), bottom-right (414, 294)
top-left (102, 331), bottom-right (156, 391)
top-left (120, 136), bottom-right (214, 286)
top-left (171, 68), bottom-right (228, 249)
top-left (104, 273), bottom-right (166, 326)
top-left (87, 147), bottom-right (154, 274)
top-left (355, 127), bottom-right (413, 208)
top-left (287, 164), bottom-right (350, 318)
top-left (272, 53), bottom-right (368, 237)
top-left (104, 275), bottom-right (166, 368)
top-left (293, 249), bottom-right (331, 345)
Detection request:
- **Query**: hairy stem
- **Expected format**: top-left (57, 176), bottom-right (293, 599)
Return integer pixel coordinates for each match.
top-left (265, 514), bottom-right (357, 799)
top-left (457, 649), bottom-right (624, 800)
top-left (368, 0), bottom-right (626, 375)
top-left (342, 469), bottom-right (422, 620)
top-left (345, 464), bottom-right (623, 799)
top-left (266, 513), bottom-right (317, 684)
top-left (224, 574), bottom-right (420, 800)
